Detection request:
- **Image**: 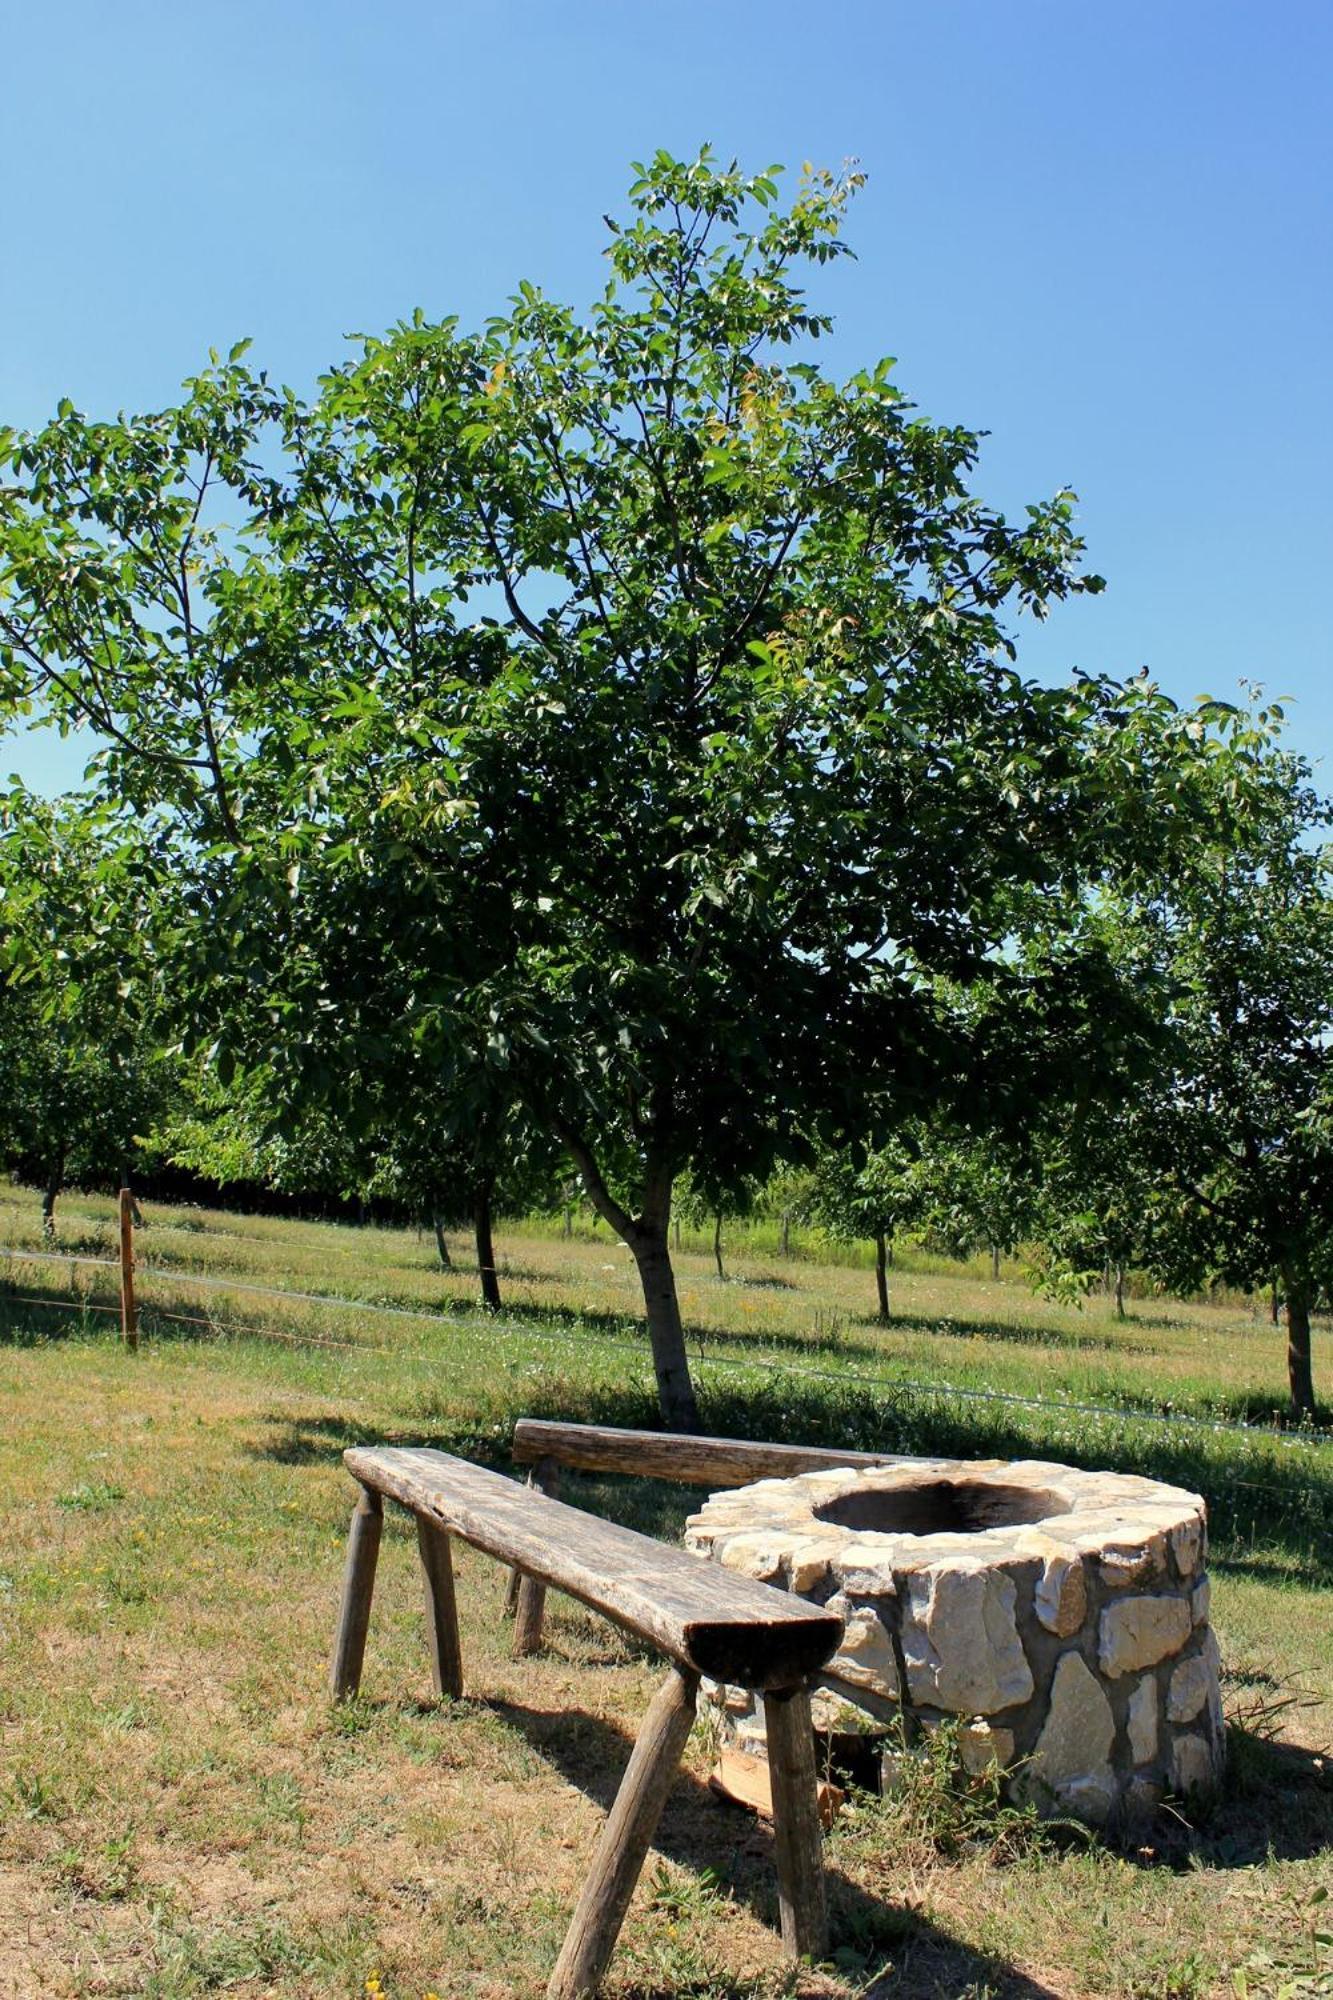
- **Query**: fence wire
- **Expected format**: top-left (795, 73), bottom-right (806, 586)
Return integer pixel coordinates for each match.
top-left (3, 1238), bottom-right (1332, 1477)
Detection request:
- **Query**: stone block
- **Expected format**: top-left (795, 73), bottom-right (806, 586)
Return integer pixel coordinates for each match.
top-left (1025, 1652), bottom-right (1116, 1822)
top-left (1190, 1576), bottom-right (1210, 1626)
top-left (1170, 1730), bottom-right (1220, 1796)
top-left (902, 1564), bottom-right (1033, 1714)
top-left (1099, 1532), bottom-right (1168, 1588)
top-left (828, 1595), bottom-right (901, 1699)
top-left (715, 1532), bottom-right (785, 1584)
top-left (958, 1720), bottom-right (1015, 1775)
top-left (1127, 1674), bottom-right (1159, 1764)
top-left (1170, 1514), bottom-right (1205, 1578)
top-left (1099, 1594), bottom-right (1192, 1677)
top-left (1032, 1545), bottom-right (1088, 1637)
top-left (1167, 1651), bottom-right (1212, 1724)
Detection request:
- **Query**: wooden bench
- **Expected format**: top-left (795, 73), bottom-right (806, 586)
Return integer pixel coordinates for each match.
top-left (330, 1445), bottom-right (844, 1999)
top-left (504, 1417), bottom-right (917, 1655)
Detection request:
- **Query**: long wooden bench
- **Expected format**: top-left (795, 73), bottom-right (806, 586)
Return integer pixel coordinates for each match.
top-left (503, 1418), bottom-right (917, 1655)
top-left (330, 1445), bottom-right (844, 1999)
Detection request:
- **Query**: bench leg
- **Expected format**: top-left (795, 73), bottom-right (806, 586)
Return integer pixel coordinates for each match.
top-left (417, 1517), bottom-right (464, 1700)
top-left (546, 1666), bottom-right (698, 2000)
top-left (511, 1459), bottom-right (559, 1655)
top-left (762, 1685), bottom-right (828, 1962)
top-left (330, 1484), bottom-right (383, 1700)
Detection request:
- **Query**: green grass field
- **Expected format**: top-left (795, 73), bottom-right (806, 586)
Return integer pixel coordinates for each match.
top-left (1, 1184), bottom-right (1330, 1999)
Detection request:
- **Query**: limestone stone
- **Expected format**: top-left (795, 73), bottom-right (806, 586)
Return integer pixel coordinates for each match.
top-left (827, 1596), bottom-right (900, 1699)
top-left (1127, 1675), bottom-right (1159, 1764)
top-left (1026, 1652), bottom-right (1116, 1822)
top-left (1170, 1514), bottom-right (1205, 1578)
top-left (715, 1532), bottom-right (785, 1584)
top-left (1167, 1651), bottom-right (1212, 1724)
top-left (1170, 1731), bottom-right (1219, 1796)
top-left (1033, 1545), bottom-right (1088, 1636)
top-left (1099, 1595), bottom-right (1192, 1677)
top-left (782, 1536), bottom-right (841, 1593)
top-left (901, 1564), bottom-right (1033, 1714)
top-left (1099, 1533), bottom-right (1168, 1588)
top-left (1191, 1576), bottom-right (1211, 1626)
top-left (810, 1684), bottom-right (880, 1734)
top-left (958, 1720), bottom-right (1015, 1775)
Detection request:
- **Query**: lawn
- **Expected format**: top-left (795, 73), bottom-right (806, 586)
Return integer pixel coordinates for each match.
top-left (1, 1184), bottom-right (1330, 1999)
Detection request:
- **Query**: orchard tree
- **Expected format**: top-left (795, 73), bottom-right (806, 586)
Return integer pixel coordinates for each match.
top-left (0, 791), bottom-right (171, 1232)
top-left (811, 1137), bottom-right (930, 1324)
top-left (1122, 706), bottom-right (1333, 1416)
top-left (0, 151), bottom-right (1212, 1429)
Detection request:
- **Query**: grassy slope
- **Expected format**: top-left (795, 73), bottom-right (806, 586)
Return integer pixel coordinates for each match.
top-left (0, 1185), bottom-right (1330, 2000)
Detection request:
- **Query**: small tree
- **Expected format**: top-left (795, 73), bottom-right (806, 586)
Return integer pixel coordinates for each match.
top-left (0, 792), bottom-right (170, 1232)
top-left (812, 1139), bottom-right (928, 1324)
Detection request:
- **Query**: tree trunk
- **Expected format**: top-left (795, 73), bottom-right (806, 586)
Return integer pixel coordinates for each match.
top-left (1282, 1271), bottom-right (1316, 1418)
top-left (41, 1152), bottom-right (65, 1242)
top-left (674, 1216), bottom-right (681, 1252)
top-left (473, 1183), bottom-right (501, 1311)
top-left (1114, 1263), bottom-right (1127, 1320)
top-left (874, 1230), bottom-right (890, 1325)
top-left (628, 1221), bottom-right (701, 1432)
top-left (1271, 1279), bottom-right (1281, 1327)
top-left (713, 1212), bottom-right (725, 1282)
top-left (431, 1211), bottom-right (453, 1270)
top-left (989, 1240), bottom-right (1000, 1282)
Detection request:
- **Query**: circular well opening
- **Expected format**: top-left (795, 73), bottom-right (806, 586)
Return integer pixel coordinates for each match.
top-left (813, 1478), bottom-right (1066, 1537)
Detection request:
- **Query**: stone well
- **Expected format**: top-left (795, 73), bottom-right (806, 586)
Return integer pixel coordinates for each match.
top-left (685, 1457), bottom-right (1224, 1827)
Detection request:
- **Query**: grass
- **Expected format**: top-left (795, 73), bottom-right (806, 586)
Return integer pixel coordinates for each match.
top-left (1, 1181), bottom-right (1331, 1998)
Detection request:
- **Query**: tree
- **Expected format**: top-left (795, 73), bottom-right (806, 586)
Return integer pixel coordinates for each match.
top-left (811, 1138), bottom-right (929, 1324)
top-left (0, 792), bottom-right (171, 1232)
top-left (1118, 704), bottom-right (1333, 1416)
top-left (2, 151), bottom-right (1201, 1429)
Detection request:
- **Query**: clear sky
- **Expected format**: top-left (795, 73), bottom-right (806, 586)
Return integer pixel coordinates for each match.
top-left (3, 0), bottom-right (1330, 791)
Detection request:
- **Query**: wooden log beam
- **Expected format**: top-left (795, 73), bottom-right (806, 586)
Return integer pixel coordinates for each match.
top-left (344, 1447), bottom-right (842, 1690)
top-left (511, 1419), bottom-right (923, 1488)
top-left (417, 1517), bottom-right (464, 1700)
top-left (546, 1666), bottom-right (698, 2000)
top-left (329, 1484), bottom-right (382, 1699)
top-left (763, 1685), bottom-right (828, 1961)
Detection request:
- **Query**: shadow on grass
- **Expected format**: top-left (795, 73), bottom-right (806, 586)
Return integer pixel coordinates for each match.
top-left (252, 1356), bottom-right (1333, 1588)
top-left (486, 1694), bottom-right (1063, 1999)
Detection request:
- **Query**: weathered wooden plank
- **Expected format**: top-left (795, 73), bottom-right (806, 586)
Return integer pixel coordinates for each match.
top-left (512, 1458), bottom-right (558, 1657)
top-left (708, 1744), bottom-right (842, 1829)
top-left (546, 1666), bottom-right (698, 2000)
top-left (417, 1516), bottom-right (463, 1699)
top-left (345, 1447), bottom-right (842, 1690)
top-left (329, 1483), bottom-right (382, 1699)
top-left (511, 1418), bottom-right (923, 1487)
top-left (763, 1685), bottom-right (828, 1961)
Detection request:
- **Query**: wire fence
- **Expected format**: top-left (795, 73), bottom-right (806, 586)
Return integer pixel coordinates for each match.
top-left (3, 1238), bottom-right (1331, 1463)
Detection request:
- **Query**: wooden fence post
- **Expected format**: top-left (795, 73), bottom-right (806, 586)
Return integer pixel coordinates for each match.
top-left (118, 1187), bottom-right (138, 1352)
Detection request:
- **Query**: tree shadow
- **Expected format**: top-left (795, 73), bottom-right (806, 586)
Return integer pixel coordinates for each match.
top-left (485, 1694), bottom-right (1064, 1999)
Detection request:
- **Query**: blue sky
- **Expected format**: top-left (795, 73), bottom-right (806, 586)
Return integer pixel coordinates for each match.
top-left (3, 0), bottom-right (1330, 790)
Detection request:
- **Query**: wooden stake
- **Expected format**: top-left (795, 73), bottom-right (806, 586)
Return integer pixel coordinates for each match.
top-left (417, 1516), bottom-right (464, 1699)
top-left (762, 1685), bottom-right (828, 1961)
top-left (511, 1457), bottom-right (559, 1656)
top-left (329, 1485), bottom-right (383, 1699)
top-left (118, 1187), bottom-right (137, 1351)
top-left (546, 1666), bottom-right (698, 2000)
